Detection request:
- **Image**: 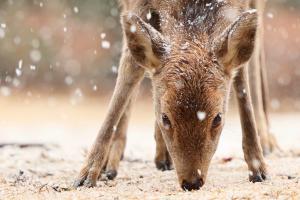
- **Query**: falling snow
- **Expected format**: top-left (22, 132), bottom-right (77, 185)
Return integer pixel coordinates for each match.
top-left (267, 12), bottom-right (274, 19)
top-left (30, 50), bottom-right (42, 63)
top-left (93, 85), bottom-right (98, 91)
top-left (111, 65), bottom-right (118, 74)
top-left (0, 28), bottom-right (5, 39)
top-left (13, 36), bottom-right (21, 45)
top-left (101, 40), bottom-right (111, 49)
top-left (101, 33), bottom-right (106, 39)
top-left (31, 39), bottom-right (40, 49)
top-left (0, 0), bottom-right (299, 198)
top-left (18, 60), bottom-right (23, 69)
top-left (271, 99), bottom-right (281, 110)
top-left (15, 68), bottom-right (22, 77)
top-left (0, 86), bottom-right (11, 97)
top-left (64, 76), bottom-right (74, 86)
top-left (30, 65), bottom-right (37, 71)
top-left (73, 7), bottom-right (79, 13)
top-left (70, 88), bottom-right (84, 106)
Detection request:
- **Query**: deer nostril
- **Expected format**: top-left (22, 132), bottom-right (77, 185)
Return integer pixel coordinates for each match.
top-left (181, 178), bottom-right (204, 191)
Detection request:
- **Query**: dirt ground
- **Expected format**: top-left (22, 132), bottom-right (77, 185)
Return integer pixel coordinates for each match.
top-left (0, 96), bottom-right (300, 199)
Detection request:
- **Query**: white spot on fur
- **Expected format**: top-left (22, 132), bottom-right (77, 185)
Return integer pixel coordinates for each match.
top-left (130, 25), bottom-right (137, 33)
top-left (246, 9), bottom-right (257, 15)
top-left (197, 111), bottom-right (206, 121)
top-left (146, 11), bottom-right (152, 20)
top-left (180, 42), bottom-right (190, 50)
top-left (223, 7), bottom-right (239, 22)
top-left (242, 88), bottom-right (246, 94)
top-left (197, 169), bottom-right (202, 176)
top-left (174, 80), bottom-right (184, 90)
top-left (113, 125), bottom-right (117, 132)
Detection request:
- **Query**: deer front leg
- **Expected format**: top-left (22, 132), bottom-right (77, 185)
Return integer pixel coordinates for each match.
top-left (234, 66), bottom-right (268, 183)
top-left (103, 105), bottom-right (130, 180)
top-left (154, 122), bottom-right (173, 171)
top-left (73, 50), bottom-right (145, 188)
top-left (104, 89), bottom-right (139, 180)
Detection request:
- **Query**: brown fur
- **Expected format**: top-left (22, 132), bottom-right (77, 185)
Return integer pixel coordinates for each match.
top-left (74, 0), bottom-right (277, 191)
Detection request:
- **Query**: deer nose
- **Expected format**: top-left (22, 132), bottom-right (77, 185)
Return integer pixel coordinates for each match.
top-left (181, 178), bottom-right (204, 191)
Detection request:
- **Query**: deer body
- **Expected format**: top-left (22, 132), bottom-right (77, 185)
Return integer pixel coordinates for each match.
top-left (74, 0), bottom-right (277, 191)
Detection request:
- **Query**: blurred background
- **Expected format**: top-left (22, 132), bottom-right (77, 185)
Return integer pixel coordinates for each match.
top-left (0, 0), bottom-right (299, 108)
top-left (0, 0), bottom-right (299, 157)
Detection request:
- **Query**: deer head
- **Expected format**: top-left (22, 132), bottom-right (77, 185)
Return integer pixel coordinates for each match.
top-left (122, 10), bottom-right (258, 190)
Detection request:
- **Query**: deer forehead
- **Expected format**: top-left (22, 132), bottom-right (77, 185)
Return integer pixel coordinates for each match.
top-left (160, 79), bottom-right (225, 119)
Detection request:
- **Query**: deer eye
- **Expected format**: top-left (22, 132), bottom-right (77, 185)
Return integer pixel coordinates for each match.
top-left (162, 113), bottom-right (171, 130)
top-left (212, 113), bottom-right (222, 128)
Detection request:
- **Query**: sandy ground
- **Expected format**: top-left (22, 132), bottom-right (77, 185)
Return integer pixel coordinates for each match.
top-left (0, 96), bottom-right (300, 199)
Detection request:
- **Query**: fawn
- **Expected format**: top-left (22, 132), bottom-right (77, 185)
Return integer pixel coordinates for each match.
top-left (74, 0), bottom-right (278, 191)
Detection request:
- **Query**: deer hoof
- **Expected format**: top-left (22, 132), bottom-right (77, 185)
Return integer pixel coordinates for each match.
top-left (249, 171), bottom-right (268, 183)
top-left (249, 174), bottom-right (264, 182)
top-left (155, 160), bottom-right (173, 171)
top-left (83, 178), bottom-right (96, 188)
top-left (106, 170), bottom-right (118, 180)
top-left (73, 166), bottom-right (99, 188)
top-left (73, 177), bottom-right (96, 188)
top-left (73, 179), bottom-right (84, 188)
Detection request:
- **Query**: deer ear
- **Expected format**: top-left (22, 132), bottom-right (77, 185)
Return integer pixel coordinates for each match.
top-left (212, 10), bottom-right (258, 74)
top-left (122, 13), bottom-right (170, 69)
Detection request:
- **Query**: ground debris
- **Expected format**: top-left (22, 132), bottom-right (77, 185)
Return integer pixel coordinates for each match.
top-left (1, 142), bottom-right (300, 199)
top-left (50, 184), bottom-right (72, 192)
top-left (0, 143), bottom-right (47, 149)
top-left (277, 173), bottom-right (298, 180)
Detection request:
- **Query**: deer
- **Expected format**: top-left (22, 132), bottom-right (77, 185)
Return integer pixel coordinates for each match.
top-left (73, 0), bottom-right (278, 191)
